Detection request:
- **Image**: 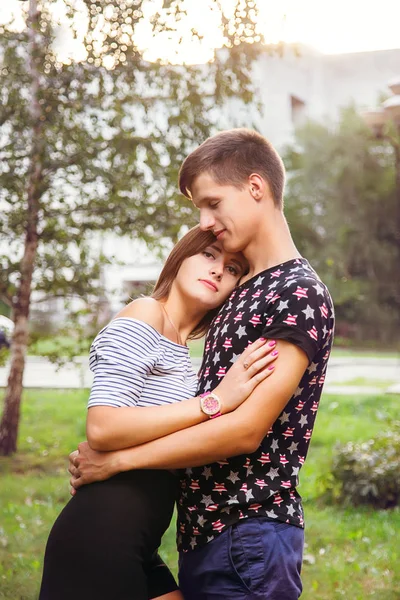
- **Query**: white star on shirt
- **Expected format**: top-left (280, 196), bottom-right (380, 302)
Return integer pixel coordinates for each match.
top-left (230, 353), bottom-right (240, 364)
top-left (245, 488), bottom-right (254, 502)
top-left (201, 495), bottom-right (213, 507)
top-left (279, 411), bottom-right (290, 425)
top-left (285, 279), bottom-right (297, 287)
top-left (287, 442), bottom-right (299, 454)
top-left (268, 280), bottom-right (279, 289)
top-left (249, 301), bottom-right (260, 311)
top-left (270, 438), bottom-right (279, 452)
top-left (322, 325), bottom-right (328, 337)
top-left (266, 510), bottom-right (278, 519)
top-left (202, 466), bottom-right (213, 480)
top-left (185, 467), bottom-right (193, 476)
top-left (236, 300), bottom-right (247, 310)
top-left (214, 326), bottom-right (221, 337)
top-left (314, 283), bottom-right (325, 296)
top-left (221, 506), bottom-right (231, 514)
top-left (286, 504), bottom-right (296, 516)
top-left (254, 276), bottom-right (265, 286)
top-left (245, 463), bottom-right (254, 476)
top-left (290, 266), bottom-right (302, 273)
top-left (302, 305), bottom-right (315, 320)
top-left (299, 414), bottom-right (308, 427)
top-left (227, 495), bottom-right (239, 505)
top-left (236, 325), bottom-right (247, 339)
top-left (190, 537), bottom-right (197, 549)
top-left (221, 323), bottom-right (229, 335)
top-left (277, 300), bottom-right (289, 312)
top-left (227, 471), bottom-right (240, 484)
top-left (197, 515), bottom-right (207, 527)
top-left (292, 466), bottom-right (300, 477)
top-left (266, 467), bottom-right (280, 480)
top-left (308, 362), bottom-right (318, 374)
top-left (212, 352), bottom-right (221, 365)
top-left (203, 380), bottom-right (212, 392)
top-left (294, 386), bottom-right (304, 397)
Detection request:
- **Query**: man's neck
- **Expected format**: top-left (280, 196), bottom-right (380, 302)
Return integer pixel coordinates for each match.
top-left (242, 211), bottom-right (301, 282)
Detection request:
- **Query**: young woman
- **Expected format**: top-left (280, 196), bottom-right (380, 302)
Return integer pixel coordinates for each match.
top-left (39, 226), bottom-right (278, 600)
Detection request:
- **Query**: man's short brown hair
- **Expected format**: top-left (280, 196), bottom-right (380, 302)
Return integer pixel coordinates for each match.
top-left (178, 128), bottom-right (285, 208)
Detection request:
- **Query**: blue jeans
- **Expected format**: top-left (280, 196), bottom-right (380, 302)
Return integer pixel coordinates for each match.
top-left (179, 517), bottom-right (304, 599)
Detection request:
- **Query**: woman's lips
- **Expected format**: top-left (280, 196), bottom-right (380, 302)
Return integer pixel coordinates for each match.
top-left (199, 279), bottom-right (218, 292)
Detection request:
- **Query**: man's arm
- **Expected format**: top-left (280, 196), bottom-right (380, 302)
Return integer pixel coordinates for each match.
top-left (70, 341), bottom-right (308, 488)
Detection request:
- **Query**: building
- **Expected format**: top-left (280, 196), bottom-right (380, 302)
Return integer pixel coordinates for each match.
top-left (225, 45), bottom-right (400, 150)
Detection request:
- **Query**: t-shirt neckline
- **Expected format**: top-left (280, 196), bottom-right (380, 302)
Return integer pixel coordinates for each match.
top-left (237, 257), bottom-right (309, 290)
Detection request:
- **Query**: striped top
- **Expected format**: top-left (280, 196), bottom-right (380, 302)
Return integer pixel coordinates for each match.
top-left (88, 317), bottom-right (198, 409)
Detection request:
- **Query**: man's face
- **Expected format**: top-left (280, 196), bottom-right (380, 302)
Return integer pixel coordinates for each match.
top-left (190, 172), bottom-right (259, 254)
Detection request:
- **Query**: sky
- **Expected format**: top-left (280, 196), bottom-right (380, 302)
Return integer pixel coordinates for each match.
top-left (1, 0), bottom-right (400, 65)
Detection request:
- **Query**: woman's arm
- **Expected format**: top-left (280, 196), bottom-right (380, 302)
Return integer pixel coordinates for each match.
top-left (86, 297), bottom-right (277, 451)
top-left (87, 335), bottom-right (277, 451)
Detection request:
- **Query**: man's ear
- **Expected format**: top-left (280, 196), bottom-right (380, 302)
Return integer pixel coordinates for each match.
top-left (248, 173), bottom-right (267, 201)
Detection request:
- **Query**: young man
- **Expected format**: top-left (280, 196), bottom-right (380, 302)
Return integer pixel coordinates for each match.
top-left (70, 129), bottom-right (334, 599)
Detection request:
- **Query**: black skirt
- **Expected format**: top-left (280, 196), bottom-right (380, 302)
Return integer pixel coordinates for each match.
top-left (39, 469), bottom-right (179, 600)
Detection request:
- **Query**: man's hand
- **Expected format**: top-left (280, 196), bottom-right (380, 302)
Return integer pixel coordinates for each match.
top-left (68, 441), bottom-right (120, 495)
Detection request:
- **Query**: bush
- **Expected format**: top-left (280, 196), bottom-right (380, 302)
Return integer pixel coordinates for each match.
top-left (332, 423), bottom-right (400, 509)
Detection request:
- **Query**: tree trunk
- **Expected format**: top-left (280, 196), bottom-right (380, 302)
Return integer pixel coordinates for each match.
top-left (0, 0), bottom-right (43, 455)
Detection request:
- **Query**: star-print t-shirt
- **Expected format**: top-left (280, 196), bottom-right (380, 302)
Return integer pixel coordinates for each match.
top-left (177, 258), bottom-right (334, 552)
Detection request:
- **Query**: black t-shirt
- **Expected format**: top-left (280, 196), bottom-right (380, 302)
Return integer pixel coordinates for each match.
top-left (177, 258), bottom-right (334, 552)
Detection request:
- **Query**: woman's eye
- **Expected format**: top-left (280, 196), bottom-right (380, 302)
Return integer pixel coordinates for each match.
top-left (210, 202), bottom-right (219, 209)
top-left (203, 251), bottom-right (214, 259)
top-left (226, 265), bottom-right (238, 276)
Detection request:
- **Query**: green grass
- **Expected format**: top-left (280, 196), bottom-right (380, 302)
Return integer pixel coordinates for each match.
top-left (331, 347), bottom-right (399, 359)
top-left (337, 377), bottom-right (397, 389)
top-left (0, 390), bottom-right (399, 599)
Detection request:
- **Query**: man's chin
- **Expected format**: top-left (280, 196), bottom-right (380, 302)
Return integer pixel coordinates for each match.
top-left (221, 237), bottom-right (243, 254)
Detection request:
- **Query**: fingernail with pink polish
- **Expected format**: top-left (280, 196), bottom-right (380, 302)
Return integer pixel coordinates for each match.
top-left (268, 365), bottom-right (275, 370)
top-left (271, 350), bottom-right (278, 356)
top-left (268, 341), bottom-right (276, 347)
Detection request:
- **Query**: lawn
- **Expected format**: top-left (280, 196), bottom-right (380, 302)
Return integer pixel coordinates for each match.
top-left (0, 390), bottom-right (399, 599)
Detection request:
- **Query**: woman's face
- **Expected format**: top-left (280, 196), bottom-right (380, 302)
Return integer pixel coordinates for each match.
top-left (173, 241), bottom-right (248, 310)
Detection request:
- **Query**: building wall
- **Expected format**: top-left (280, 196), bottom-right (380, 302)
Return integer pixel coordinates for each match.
top-left (244, 45), bottom-right (400, 149)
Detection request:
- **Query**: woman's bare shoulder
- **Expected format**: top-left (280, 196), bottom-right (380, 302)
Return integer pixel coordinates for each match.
top-left (114, 298), bottom-right (164, 333)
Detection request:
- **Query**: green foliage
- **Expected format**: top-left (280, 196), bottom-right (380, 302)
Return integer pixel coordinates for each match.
top-left (0, 0), bottom-right (266, 314)
top-left (332, 424), bottom-right (400, 509)
top-left (283, 107), bottom-right (399, 345)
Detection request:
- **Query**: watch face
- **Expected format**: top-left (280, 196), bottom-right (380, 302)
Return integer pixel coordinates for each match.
top-left (201, 394), bottom-right (220, 416)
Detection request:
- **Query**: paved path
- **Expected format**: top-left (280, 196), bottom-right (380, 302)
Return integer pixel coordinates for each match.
top-left (0, 355), bottom-right (399, 394)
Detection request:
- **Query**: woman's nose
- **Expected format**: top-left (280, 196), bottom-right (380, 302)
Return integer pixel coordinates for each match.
top-left (210, 267), bottom-right (223, 281)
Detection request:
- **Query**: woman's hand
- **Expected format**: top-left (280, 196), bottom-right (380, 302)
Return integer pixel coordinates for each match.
top-left (213, 338), bottom-right (278, 413)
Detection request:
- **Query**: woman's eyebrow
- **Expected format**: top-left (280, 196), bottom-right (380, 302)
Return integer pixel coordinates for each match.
top-left (209, 244), bottom-right (222, 254)
top-left (230, 258), bottom-right (245, 271)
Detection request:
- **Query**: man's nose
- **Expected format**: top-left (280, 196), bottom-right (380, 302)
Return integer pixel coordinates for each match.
top-left (199, 211), bottom-right (215, 231)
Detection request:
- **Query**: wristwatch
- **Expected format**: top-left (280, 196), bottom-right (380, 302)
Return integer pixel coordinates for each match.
top-left (199, 392), bottom-right (222, 419)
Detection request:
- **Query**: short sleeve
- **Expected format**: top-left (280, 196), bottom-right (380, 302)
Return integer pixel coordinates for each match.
top-left (87, 318), bottom-right (161, 408)
top-left (261, 277), bottom-right (334, 363)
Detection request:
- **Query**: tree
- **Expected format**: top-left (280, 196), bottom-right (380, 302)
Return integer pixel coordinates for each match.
top-left (283, 107), bottom-right (399, 344)
top-left (0, 0), bottom-right (272, 454)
